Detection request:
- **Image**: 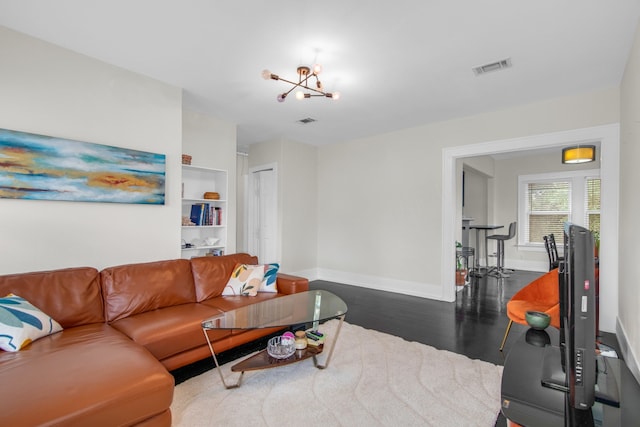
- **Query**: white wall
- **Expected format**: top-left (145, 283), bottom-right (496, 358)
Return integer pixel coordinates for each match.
top-left (0, 26), bottom-right (183, 274)
top-left (248, 138), bottom-right (317, 272)
top-left (317, 87), bottom-right (619, 301)
top-left (281, 140), bottom-right (318, 272)
top-left (236, 153), bottom-right (249, 253)
top-left (182, 109), bottom-right (238, 253)
top-left (619, 21), bottom-right (640, 381)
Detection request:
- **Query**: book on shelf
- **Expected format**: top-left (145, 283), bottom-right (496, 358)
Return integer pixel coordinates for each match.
top-left (190, 204), bottom-right (222, 226)
top-left (189, 204), bottom-right (203, 226)
top-left (214, 206), bottom-right (222, 226)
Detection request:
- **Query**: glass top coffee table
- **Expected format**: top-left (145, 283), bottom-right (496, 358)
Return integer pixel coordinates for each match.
top-left (201, 290), bottom-right (347, 389)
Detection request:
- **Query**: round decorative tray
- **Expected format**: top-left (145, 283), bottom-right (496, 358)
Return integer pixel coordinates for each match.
top-left (267, 336), bottom-right (296, 359)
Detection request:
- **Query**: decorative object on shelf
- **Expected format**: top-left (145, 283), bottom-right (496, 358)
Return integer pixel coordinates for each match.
top-left (282, 331), bottom-right (295, 340)
top-left (182, 216), bottom-right (195, 226)
top-left (204, 237), bottom-right (219, 246)
top-left (294, 330), bottom-right (308, 350)
top-left (203, 191), bottom-right (219, 200)
top-left (181, 239), bottom-right (194, 249)
top-left (0, 128), bottom-right (166, 205)
top-left (262, 64), bottom-right (340, 102)
top-left (181, 154), bottom-right (192, 165)
top-left (305, 329), bottom-right (325, 347)
top-left (561, 144), bottom-right (595, 164)
top-left (525, 310), bottom-right (551, 330)
top-left (267, 335), bottom-right (296, 359)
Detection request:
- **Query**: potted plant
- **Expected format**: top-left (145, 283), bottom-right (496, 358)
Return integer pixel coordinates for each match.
top-left (455, 241), bottom-right (467, 285)
top-left (592, 230), bottom-right (600, 258)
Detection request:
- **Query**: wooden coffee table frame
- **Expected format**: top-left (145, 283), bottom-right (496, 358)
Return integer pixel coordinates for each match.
top-left (202, 291), bottom-right (346, 389)
top-left (203, 314), bottom-right (345, 389)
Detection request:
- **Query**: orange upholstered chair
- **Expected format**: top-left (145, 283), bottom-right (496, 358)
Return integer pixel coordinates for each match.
top-left (499, 268), bottom-right (561, 351)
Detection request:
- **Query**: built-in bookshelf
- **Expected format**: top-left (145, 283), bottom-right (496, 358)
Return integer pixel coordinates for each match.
top-left (181, 165), bottom-right (227, 258)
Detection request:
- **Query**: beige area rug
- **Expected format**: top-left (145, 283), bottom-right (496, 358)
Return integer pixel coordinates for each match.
top-left (171, 320), bottom-right (504, 426)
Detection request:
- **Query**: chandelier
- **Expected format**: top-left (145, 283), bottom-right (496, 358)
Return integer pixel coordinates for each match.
top-left (262, 64), bottom-right (340, 102)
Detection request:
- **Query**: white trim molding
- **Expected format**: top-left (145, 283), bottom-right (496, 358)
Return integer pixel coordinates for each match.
top-left (616, 317), bottom-right (640, 384)
top-left (294, 268), bottom-right (443, 301)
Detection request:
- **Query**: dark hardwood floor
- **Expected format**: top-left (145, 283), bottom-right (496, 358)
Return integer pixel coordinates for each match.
top-left (171, 268), bottom-right (622, 427)
top-left (309, 269), bottom-right (544, 366)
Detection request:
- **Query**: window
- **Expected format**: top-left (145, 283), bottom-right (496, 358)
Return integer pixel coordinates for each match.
top-left (585, 177), bottom-right (601, 235)
top-left (526, 181), bottom-right (570, 244)
top-left (518, 170), bottom-right (600, 246)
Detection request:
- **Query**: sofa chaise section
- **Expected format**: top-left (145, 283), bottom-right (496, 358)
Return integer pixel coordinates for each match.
top-left (0, 267), bottom-right (174, 427)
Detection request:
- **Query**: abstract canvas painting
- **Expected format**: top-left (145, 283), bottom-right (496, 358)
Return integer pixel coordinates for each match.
top-left (0, 128), bottom-right (165, 204)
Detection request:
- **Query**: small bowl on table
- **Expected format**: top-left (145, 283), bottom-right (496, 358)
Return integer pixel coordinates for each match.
top-left (525, 311), bottom-right (551, 330)
top-left (267, 336), bottom-right (296, 359)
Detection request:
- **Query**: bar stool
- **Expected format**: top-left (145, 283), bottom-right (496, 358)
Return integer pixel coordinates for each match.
top-left (486, 222), bottom-right (516, 277)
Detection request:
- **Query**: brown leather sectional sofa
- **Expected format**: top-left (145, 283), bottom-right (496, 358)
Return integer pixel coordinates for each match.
top-left (0, 253), bottom-right (309, 426)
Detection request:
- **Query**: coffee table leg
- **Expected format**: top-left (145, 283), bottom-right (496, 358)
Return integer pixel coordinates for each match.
top-left (313, 314), bottom-right (345, 370)
top-left (202, 329), bottom-right (244, 389)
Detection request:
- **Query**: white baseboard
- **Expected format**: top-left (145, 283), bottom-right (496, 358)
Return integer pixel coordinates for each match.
top-left (290, 267), bottom-right (446, 301)
top-left (615, 318), bottom-right (640, 384)
top-left (288, 268), bottom-right (319, 281)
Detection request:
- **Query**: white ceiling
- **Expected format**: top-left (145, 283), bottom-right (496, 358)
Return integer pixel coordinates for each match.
top-left (1, 1), bottom-right (639, 150)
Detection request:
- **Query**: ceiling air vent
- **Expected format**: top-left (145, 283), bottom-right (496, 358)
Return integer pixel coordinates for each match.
top-left (297, 117), bottom-right (317, 124)
top-left (472, 58), bottom-right (512, 76)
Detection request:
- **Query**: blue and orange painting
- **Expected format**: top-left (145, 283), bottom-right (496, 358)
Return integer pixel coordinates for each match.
top-left (0, 128), bottom-right (165, 204)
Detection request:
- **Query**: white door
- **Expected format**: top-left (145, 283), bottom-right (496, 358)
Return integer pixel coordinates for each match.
top-left (248, 165), bottom-right (278, 263)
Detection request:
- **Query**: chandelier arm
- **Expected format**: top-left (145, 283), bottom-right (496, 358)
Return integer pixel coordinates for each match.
top-left (275, 76), bottom-right (306, 89)
top-left (275, 76), bottom-right (328, 96)
top-left (302, 86), bottom-right (328, 96)
top-left (283, 84), bottom-right (298, 97)
top-left (266, 66), bottom-right (336, 99)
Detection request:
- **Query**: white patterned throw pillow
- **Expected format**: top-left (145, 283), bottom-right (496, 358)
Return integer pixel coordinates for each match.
top-left (258, 263), bottom-right (279, 293)
top-left (222, 264), bottom-right (265, 296)
top-left (0, 294), bottom-right (63, 352)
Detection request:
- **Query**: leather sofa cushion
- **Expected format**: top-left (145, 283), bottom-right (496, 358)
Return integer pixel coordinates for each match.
top-left (0, 267), bottom-right (104, 328)
top-left (0, 323), bottom-right (173, 426)
top-left (200, 292), bottom-right (282, 313)
top-left (275, 273), bottom-right (310, 295)
top-left (190, 253), bottom-right (258, 302)
top-left (102, 259), bottom-right (196, 322)
top-left (110, 302), bottom-right (229, 361)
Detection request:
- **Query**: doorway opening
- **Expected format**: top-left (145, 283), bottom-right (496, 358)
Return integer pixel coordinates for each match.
top-left (441, 124), bottom-right (619, 332)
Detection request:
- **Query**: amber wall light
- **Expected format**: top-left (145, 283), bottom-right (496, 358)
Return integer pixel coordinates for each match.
top-left (562, 145), bottom-right (596, 164)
